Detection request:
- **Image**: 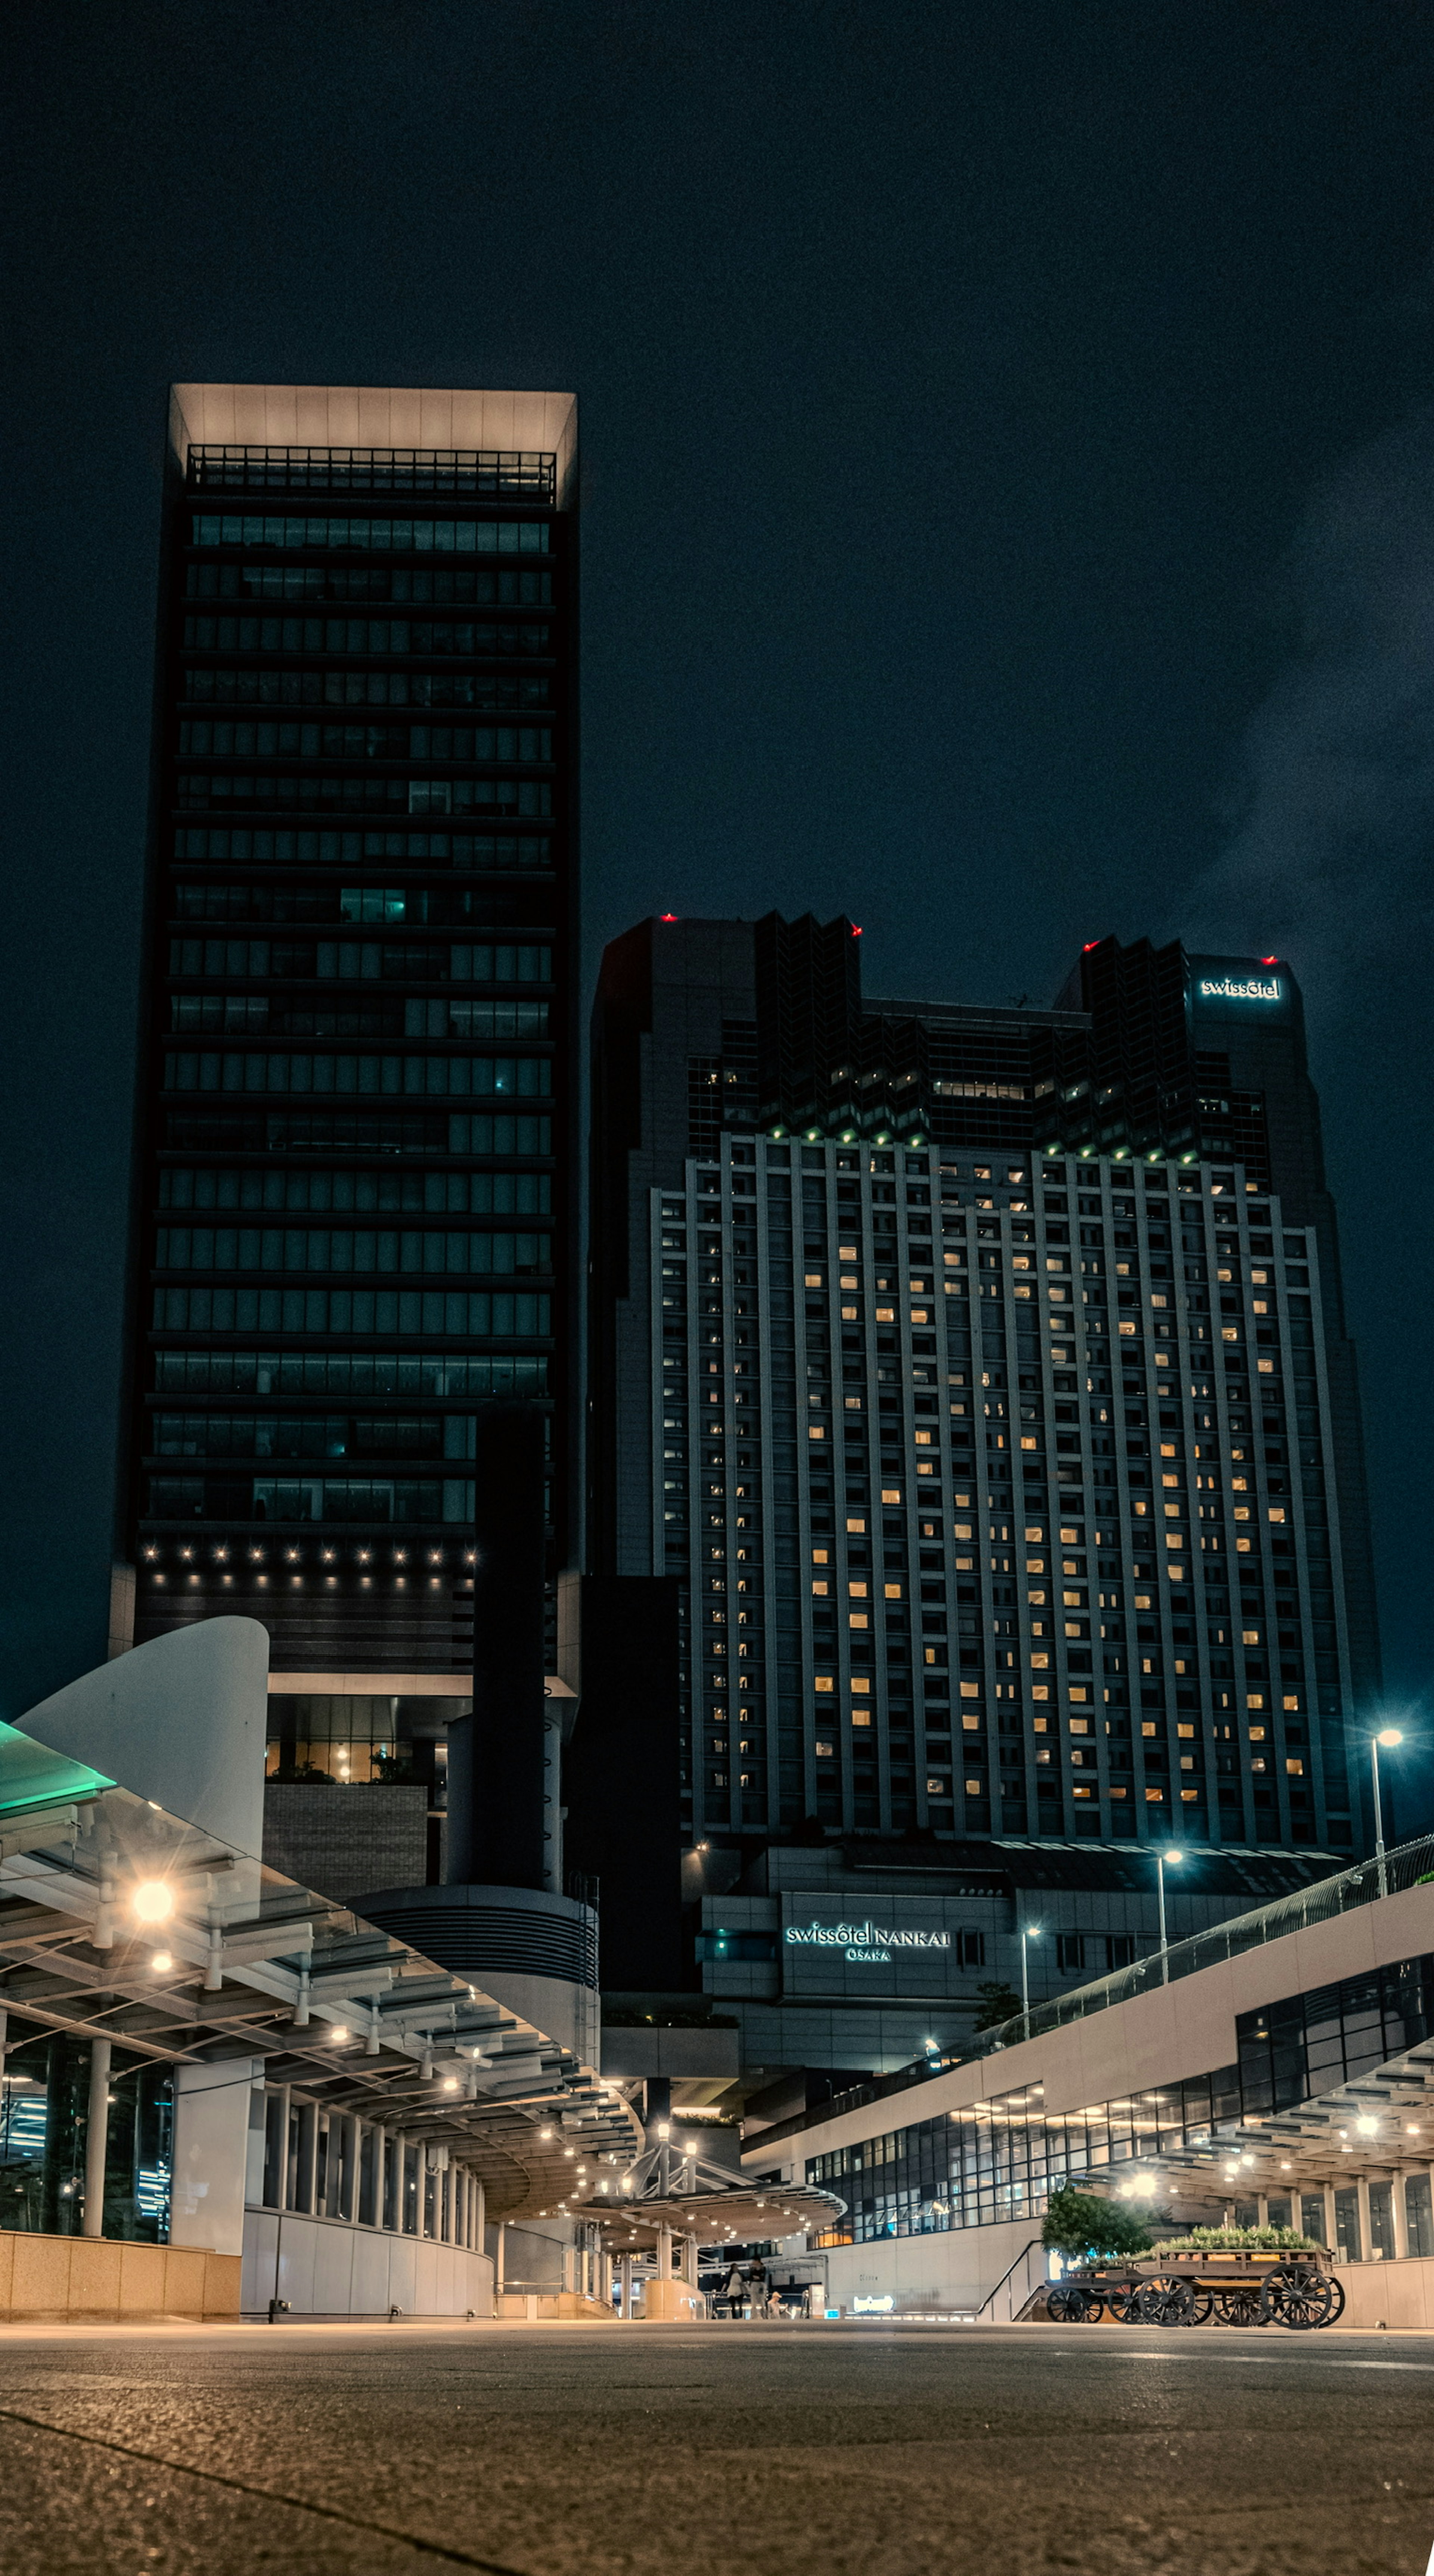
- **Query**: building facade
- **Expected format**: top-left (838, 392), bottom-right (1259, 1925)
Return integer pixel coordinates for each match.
top-left (743, 1835), bottom-right (1434, 2328)
top-left (588, 917), bottom-right (1376, 1864)
top-left (119, 384), bottom-right (579, 1807)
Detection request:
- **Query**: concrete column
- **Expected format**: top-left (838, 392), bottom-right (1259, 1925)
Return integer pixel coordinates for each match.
top-left (392, 2133), bottom-right (407, 2233)
top-left (495, 2220), bottom-right (506, 2295)
top-left (83, 2038), bottom-right (111, 2239)
top-left (372, 2127), bottom-right (387, 2228)
top-left (474, 2178), bottom-right (485, 2258)
top-left (1323, 2182), bottom-right (1339, 2254)
top-left (619, 2252), bottom-right (632, 2318)
top-left (1392, 2172), bottom-right (1411, 2261)
top-left (1255, 2194), bottom-right (1269, 2230)
top-left (658, 2222), bottom-right (671, 2286)
top-left (1356, 2174), bottom-right (1374, 2261)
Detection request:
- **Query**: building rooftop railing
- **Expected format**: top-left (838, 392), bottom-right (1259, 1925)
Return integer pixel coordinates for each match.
top-left (745, 1831), bottom-right (1434, 2152)
top-left (187, 444), bottom-right (557, 500)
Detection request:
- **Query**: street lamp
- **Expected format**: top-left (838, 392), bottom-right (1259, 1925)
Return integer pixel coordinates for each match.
top-left (1155, 1846), bottom-right (1184, 1985)
top-left (1371, 1728), bottom-right (1403, 1894)
top-left (1020, 1924), bottom-right (1042, 2042)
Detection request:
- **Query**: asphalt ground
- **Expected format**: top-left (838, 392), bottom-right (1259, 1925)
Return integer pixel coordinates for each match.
top-left (0, 2320), bottom-right (1430, 2576)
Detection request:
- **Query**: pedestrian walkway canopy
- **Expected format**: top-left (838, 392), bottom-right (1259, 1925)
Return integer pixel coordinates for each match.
top-left (0, 1718), bottom-right (639, 2218)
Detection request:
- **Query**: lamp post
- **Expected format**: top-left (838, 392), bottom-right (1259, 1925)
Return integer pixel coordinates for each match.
top-left (1371, 1728), bottom-right (1403, 1896)
top-left (1155, 1846), bottom-right (1183, 1985)
top-left (1019, 1925), bottom-right (1041, 2043)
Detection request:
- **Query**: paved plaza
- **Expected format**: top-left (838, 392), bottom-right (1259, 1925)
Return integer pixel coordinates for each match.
top-left (0, 2320), bottom-right (1429, 2576)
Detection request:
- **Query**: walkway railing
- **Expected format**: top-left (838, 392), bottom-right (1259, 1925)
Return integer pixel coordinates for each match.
top-left (975, 1829), bottom-right (1434, 2061)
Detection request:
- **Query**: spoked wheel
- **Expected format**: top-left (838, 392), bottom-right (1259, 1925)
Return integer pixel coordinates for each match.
top-left (1321, 2275), bottom-right (1346, 2328)
top-left (1260, 2262), bottom-right (1335, 2331)
top-left (1217, 2287), bottom-right (1263, 2327)
top-left (1189, 2287), bottom-right (1215, 2327)
top-left (1107, 2284), bottom-right (1142, 2324)
top-left (1047, 2286), bottom-right (1088, 2323)
top-left (1136, 2275), bottom-right (1196, 2327)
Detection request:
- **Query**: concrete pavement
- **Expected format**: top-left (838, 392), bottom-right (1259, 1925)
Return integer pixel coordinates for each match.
top-left (0, 2319), bottom-right (1430, 2575)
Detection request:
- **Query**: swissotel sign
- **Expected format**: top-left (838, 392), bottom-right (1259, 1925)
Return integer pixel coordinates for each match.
top-left (1196, 976), bottom-right (1281, 1003)
top-left (785, 1920), bottom-right (952, 1966)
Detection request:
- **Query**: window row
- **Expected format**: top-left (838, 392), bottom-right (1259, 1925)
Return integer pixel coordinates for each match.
top-left (191, 514), bottom-right (551, 554)
top-left (168, 998), bottom-right (549, 1039)
top-left (168, 940), bottom-right (552, 984)
top-left (162, 1051), bottom-right (552, 1097)
top-left (152, 1351), bottom-right (548, 1397)
top-left (161, 1112), bottom-right (552, 1158)
top-left (186, 566), bottom-right (552, 607)
top-left (151, 1287), bottom-right (552, 1337)
top-left (177, 721), bottom-right (552, 763)
top-left (147, 1476), bottom-right (473, 1523)
top-left (158, 1169), bottom-right (550, 1215)
top-left (184, 669), bottom-right (552, 710)
top-left (182, 616), bottom-right (550, 658)
top-left (171, 826), bottom-right (554, 870)
top-left (150, 1413), bottom-right (464, 1459)
top-left (154, 1228), bottom-right (551, 1277)
top-left (175, 773), bottom-right (554, 817)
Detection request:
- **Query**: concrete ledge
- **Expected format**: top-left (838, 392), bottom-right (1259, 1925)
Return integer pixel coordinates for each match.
top-left (0, 2232), bottom-right (241, 2320)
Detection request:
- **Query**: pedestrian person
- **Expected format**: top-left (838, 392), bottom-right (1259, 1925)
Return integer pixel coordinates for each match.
top-left (747, 2257), bottom-right (769, 2318)
top-left (721, 2259), bottom-right (745, 2320)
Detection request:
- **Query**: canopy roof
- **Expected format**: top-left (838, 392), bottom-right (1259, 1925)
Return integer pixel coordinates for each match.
top-left (0, 1725), bottom-right (636, 2214)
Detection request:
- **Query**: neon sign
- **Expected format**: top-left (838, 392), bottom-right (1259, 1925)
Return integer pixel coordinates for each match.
top-left (1196, 976), bottom-right (1281, 1003)
top-left (785, 1920), bottom-right (951, 1965)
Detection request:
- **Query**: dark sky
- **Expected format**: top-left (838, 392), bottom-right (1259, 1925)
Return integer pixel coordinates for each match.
top-left (6, 1), bottom-right (1434, 1820)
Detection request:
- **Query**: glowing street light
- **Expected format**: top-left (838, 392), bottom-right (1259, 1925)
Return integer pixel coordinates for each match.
top-left (1020, 1924), bottom-right (1042, 2042)
top-left (1156, 1847), bottom-right (1184, 1985)
top-left (1371, 1728), bottom-right (1404, 1894)
top-left (131, 1880), bottom-right (174, 1925)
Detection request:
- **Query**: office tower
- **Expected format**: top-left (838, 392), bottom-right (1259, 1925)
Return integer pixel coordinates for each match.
top-left (588, 915), bottom-right (1376, 1863)
top-left (120, 384), bottom-right (578, 1817)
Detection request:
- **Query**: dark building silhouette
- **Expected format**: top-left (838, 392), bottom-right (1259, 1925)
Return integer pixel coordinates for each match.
top-left (118, 384), bottom-right (580, 1814)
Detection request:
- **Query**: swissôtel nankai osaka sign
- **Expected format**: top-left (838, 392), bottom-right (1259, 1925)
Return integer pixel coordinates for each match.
top-left (784, 1918), bottom-right (953, 1969)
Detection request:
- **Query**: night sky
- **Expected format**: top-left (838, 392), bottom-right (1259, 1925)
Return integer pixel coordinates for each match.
top-left (6, 3), bottom-right (1434, 1823)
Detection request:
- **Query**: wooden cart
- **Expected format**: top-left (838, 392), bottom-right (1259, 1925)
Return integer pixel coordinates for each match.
top-left (1047, 2244), bottom-right (1345, 2330)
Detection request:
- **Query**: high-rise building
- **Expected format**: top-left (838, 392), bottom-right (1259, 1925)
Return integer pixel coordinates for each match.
top-left (118, 384), bottom-right (579, 1830)
top-left (588, 915), bottom-right (1378, 1870)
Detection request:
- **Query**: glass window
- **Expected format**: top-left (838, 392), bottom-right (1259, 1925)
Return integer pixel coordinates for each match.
top-left (1405, 2174), bottom-right (1434, 2259)
top-left (1333, 2187), bottom-right (1362, 2263)
top-left (1367, 2179), bottom-right (1396, 2261)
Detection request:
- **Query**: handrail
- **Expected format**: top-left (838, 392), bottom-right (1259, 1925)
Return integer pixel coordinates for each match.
top-left (976, 2236), bottom-right (1046, 2323)
top-left (973, 1830), bottom-right (1434, 2060)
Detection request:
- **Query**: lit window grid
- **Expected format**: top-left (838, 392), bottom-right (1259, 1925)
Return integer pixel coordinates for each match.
top-left (652, 1141), bottom-right (1350, 1848)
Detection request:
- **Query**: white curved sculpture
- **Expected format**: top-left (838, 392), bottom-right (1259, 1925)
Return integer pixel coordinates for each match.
top-left (18, 1617), bottom-right (269, 1858)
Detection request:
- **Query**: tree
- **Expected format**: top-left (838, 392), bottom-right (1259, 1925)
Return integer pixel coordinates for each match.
top-left (1042, 2185), bottom-right (1152, 2261)
top-left (972, 1981), bottom-right (1024, 2031)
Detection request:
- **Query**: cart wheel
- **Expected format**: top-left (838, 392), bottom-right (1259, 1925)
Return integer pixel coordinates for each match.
top-left (1261, 2262), bottom-right (1334, 2331)
top-left (1105, 2284), bottom-right (1138, 2323)
top-left (1189, 2288), bottom-right (1214, 2326)
top-left (1218, 2287), bottom-right (1262, 2327)
top-left (1083, 2298), bottom-right (1106, 2324)
top-left (1047, 2287), bottom-right (1086, 2324)
top-left (1320, 2275), bottom-right (1345, 2328)
top-left (1134, 2275), bottom-right (1195, 2327)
